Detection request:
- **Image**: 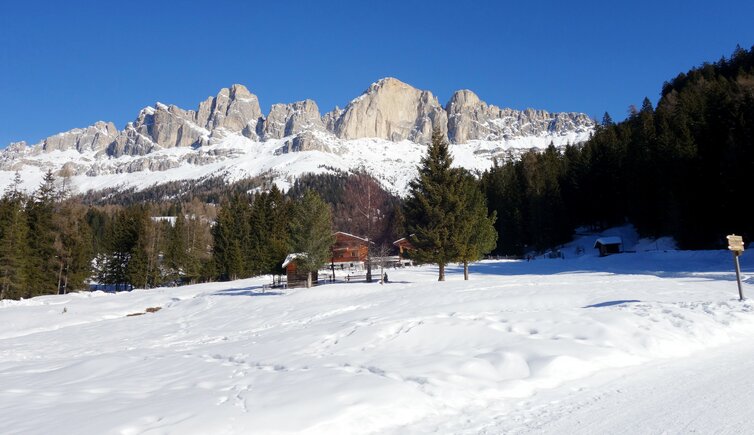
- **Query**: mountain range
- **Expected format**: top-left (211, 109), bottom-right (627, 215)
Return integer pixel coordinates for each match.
top-left (0, 78), bottom-right (594, 195)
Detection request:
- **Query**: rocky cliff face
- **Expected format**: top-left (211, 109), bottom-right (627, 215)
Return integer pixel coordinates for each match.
top-left (334, 78), bottom-right (448, 144)
top-left (199, 84), bottom-right (263, 140)
top-left (41, 121), bottom-right (120, 153)
top-left (1, 78), bottom-right (594, 177)
top-left (104, 84), bottom-right (264, 159)
top-left (322, 106), bottom-right (343, 132)
top-left (263, 100), bottom-right (324, 140)
top-left (446, 89), bottom-right (593, 144)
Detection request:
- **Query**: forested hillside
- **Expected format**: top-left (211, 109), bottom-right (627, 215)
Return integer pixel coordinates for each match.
top-left (483, 45), bottom-right (754, 254)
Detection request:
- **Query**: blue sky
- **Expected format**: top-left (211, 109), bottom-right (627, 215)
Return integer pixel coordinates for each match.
top-left (1, 0), bottom-right (752, 147)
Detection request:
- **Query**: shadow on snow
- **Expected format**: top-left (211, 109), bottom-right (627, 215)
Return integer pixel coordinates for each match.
top-left (583, 299), bottom-right (642, 308)
top-left (466, 251), bottom-right (753, 284)
top-left (212, 286), bottom-right (283, 297)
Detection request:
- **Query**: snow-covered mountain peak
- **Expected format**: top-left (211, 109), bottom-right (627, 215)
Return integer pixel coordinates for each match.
top-left (1, 80), bottom-right (595, 196)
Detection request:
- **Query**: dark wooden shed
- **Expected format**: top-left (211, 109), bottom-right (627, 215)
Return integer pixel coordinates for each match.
top-left (594, 237), bottom-right (623, 257)
top-left (282, 253), bottom-right (318, 288)
top-left (393, 237), bottom-right (415, 260)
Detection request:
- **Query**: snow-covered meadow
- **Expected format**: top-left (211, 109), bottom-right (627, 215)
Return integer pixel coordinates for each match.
top-left (1, 247), bottom-right (753, 434)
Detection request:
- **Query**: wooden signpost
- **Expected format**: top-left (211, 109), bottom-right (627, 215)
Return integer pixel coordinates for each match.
top-left (727, 234), bottom-right (745, 301)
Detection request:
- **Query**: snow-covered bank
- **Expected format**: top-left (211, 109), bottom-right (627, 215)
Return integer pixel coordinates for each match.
top-left (1, 250), bottom-right (753, 434)
top-left (476, 339), bottom-right (754, 434)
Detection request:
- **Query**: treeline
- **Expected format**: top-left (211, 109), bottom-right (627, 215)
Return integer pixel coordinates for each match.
top-left (89, 199), bottom-right (215, 288)
top-left (0, 171), bottom-right (217, 299)
top-left (0, 173), bottom-right (92, 299)
top-left (212, 186), bottom-right (291, 281)
top-left (211, 172), bottom-right (405, 283)
top-left (483, 45), bottom-right (754, 254)
top-left (0, 167), bottom-right (409, 299)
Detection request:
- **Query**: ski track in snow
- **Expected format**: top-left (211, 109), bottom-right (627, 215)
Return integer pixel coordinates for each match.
top-left (1, 248), bottom-right (753, 434)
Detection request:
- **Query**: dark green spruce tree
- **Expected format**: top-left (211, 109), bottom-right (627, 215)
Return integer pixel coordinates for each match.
top-left (25, 171), bottom-right (59, 295)
top-left (212, 195), bottom-right (248, 281)
top-left (266, 185), bottom-right (292, 278)
top-left (164, 211), bottom-right (188, 283)
top-left (453, 170), bottom-right (497, 280)
top-left (403, 129), bottom-right (461, 281)
top-left (0, 174), bottom-right (30, 300)
top-left (289, 190), bottom-right (335, 288)
top-left (52, 200), bottom-right (94, 293)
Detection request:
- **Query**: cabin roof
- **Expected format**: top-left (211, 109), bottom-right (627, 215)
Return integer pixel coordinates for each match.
top-left (333, 231), bottom-right (369, 242)
top-left (594, 236), bottom-right (623, 248)
top-left (282, 253), bottom-right (306, 269)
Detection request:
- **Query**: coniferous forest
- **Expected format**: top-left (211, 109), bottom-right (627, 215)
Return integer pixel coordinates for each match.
top-left (1, 46), bottom-right (753, 299)
top-left (482, 45), bottom-right (754, 254)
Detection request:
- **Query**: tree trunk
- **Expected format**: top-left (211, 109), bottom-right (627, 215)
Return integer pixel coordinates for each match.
top-left (307, 271), bottom-right (312, 288)
top-left (438, 263), bottom-right (445, 281)
top-left (464, 261), bottom-right (469, 280)
top-left (366, 244), bottom-right (372, 282)
top-left (57, 261), bottom-right (64, 295)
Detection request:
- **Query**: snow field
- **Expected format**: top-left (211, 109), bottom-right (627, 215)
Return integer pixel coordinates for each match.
top-left (1, 249), bottom-right (753, 434)
top-left (0, 130), bottom-right (592, 196)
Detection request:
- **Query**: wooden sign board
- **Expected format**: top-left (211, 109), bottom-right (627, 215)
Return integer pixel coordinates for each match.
top-left (727, 234), bottom-right (744, 252)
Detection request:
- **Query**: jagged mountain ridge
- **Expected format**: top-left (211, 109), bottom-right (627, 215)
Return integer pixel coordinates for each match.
top-left (1, 78), bottom-right (594, 195)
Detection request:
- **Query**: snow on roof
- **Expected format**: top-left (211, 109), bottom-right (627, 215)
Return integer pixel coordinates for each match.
top-left (393, 234), bottom-right (416, 245)
top-left (594, 237), bottom-right (623, 247)
top-left (282, 253), bottom-right (306, 269)
top-left (333, 231), bottom-right (369, 242)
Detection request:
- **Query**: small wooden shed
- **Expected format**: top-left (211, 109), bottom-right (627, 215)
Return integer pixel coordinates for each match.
top-left (282, 253), bottom-right (318, 288)
top-left (393, 237), bottom-right (415, 263)
top-left (594, 237), bottom-right (623, 257)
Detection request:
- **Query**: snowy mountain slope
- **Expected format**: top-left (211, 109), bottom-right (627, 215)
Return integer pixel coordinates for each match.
top-left (0, 132), bottom-right (587, 196)
top-left (1, 249), bottom-right (753, 434)
top-left (0, 79), bottom-right (593, 196)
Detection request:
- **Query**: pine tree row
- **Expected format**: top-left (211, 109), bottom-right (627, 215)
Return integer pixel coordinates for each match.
top-left (211, 186), bottom-right (335, 286)
top-left (0, 172), bottom-right (92, 299)
top-left (482, 45), bottom-right (754, 253)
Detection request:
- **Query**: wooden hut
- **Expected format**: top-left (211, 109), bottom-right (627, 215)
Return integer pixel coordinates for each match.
top-left (393, 237), bottom-right (415, 265)
top-left (282, 253), bottom-right (317, 288)
top-left (594, 237), bottom-right (623, 257)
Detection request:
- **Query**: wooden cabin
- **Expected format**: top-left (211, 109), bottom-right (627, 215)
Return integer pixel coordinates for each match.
top-left (282, 253), bottom-right (317, 288)
top-left (331, 232), bottom-right (370, 268)
top-left (393, 237), bottom-right (416, 263)
top-left (594, 237), bottom-right (623, 257)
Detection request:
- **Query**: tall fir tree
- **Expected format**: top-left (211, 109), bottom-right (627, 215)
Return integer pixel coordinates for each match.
top-left (0, 176), bottom-right (30, 300)
top-left (453, 171), bottom-right (497, 280)
top-left (289, 190), bottom-right (335, 288)
top-left (25, 171), bottom-right (59, 295)
top-left (52, 201), bottom-right (94, 293)
top-left (164, 211), bottom-right (188, 283)
top-left (403, 129), bottom-right (461, 281)
top-left (267, 185), bottom-right (292, 278)
top-left (212, 196), bottom-right (247, 281)
top-left (247, 192), bottom-right (272, 276)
